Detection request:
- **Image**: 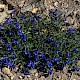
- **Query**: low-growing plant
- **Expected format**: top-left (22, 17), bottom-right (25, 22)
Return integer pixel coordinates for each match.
top-left (0, 8), bottom-right (80, 76)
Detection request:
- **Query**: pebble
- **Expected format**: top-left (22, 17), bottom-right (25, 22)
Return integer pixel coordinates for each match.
top-left (8, 72), bottom-right (14, 79)
top-left (29, 69), bottom-right (37, 74)
top-left (0, 75), bottom-right (1, 80)
top-left (0, 11), bottom-right (8, 23)
top-left (70, 73), bottom-right (78, 80)
top-left (66, 16), bottom-right (74, 24)
top-left (2, 67), bottom-right (11, 75)
top-left (35, 73), bottom-right (38, 77)
top-left (39, 76), bottom-right (46, 80)
top-left (54, 2), bottom-right (58, 7)
top-left (18, 76), bottom-right (22, 79)
top-left (1, 67), bottom-right (15, 80)
top-left (63, 65), bottom-right (68, 74)
top-left (77, 61), bottom-right (80, 68)
top-left (18, 0), bottom-right (25, 8)
top-left (26, 74), bottom-right (31, 78)
top-left (0, 4), bottom-right (5, 9)
top-left (31, 8), bottom-right (39, 13)
top-left (0, 8), bottom-right (4, 12)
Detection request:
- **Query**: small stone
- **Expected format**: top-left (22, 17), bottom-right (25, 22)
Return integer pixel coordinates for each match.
top-left (46, 73), bottom-right (53, 80)
top-left (61, 26), bottom-right (67, 31)
top-left (18, 0), bottom-right (25, 7)
top-left (71, 73), bottom-right (79, 80)
top-left (0, 4), bottom-right (5, 9)
top-left (35, 73), bottom-right (38, 77)
top-left (31, 8), bottom-right (39, 13)
top-left (54, 2), bottom-right (58, 7)
top-left (0, 8), bottom-right (4, 12)
top-left (66, 16), bottom-right (74, 24)
top-left (18, 76), bottom-right (22, 79)
top-left (61, 74), bottom-right (68, 80)
top-left (39, 76), bottom-right (45, 80)
top-left (0, 75), bottom-right (1, 80)
top-left (77, 61), bottom-right (80, 68)
top-left (0, 11), bottom-right (8, 23)
top-left (2, 67), bottom-right (11, 75)
top-left (28, 77), bottom-right (32, 80)
top-left (8, 72), bottom-right (14, 79)
top-left (26, 74), bottom-right (31, 78)
top-left (63, 65), bottom-right (69, 74)
top-left (12, 67), bottom-right (18, 73)
top-left (34, 79), bottom-right (38, 80)
top-left (29, 69), bottom-right (37, 74)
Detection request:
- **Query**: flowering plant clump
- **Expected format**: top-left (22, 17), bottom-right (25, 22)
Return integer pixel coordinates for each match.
top-left (0, 8), bottom-right (80, 76)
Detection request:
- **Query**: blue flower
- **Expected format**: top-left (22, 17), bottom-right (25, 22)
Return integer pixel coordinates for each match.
top-left (48, 68), bottom-right (53, 75)
top-left (0, 57), bottom-right (6, 68)
top-left (59, 52), bottom-right (62, 55)
top-left (35, 57), bottom-right (39, 61)
top-left (11, 61), bottom-right (16, 69)
top-left (68, 27), bottom-right (75, 33)
top-left (17, 30), bottom-right (23, 35)
top-left (28, 54), bottom-right (32, 58)
top-left (15, 22), bottom-right (20, 29)
top-left (73, 49), bottom-right (79, 53)
top-left (32, 26), bottom-right (38, 31)
top-left (62, 17), bottom-right (66, 22)
top-left (0, 57), bottom-right (6, 63)
top-left (5, 58), bottom-right (12, 66)
top-left (5, 18), bottom-right (11, 24)
top-left (11, 54), bottom-right (17, 59)
top-left (67, 32), bottom-right (71, 37)
top-left (6, 30), bottom-right (13, 36)
top-left (7, 47), bottom-right (12, 51)
top-left (72, 59), bottom-right (77, 63)
top-left (11, 51), bottom-right (16, 55)
top-left (46, 37), bottom-right (54, 43)
top-left (55, 41), bottom-right (59, 47)
top-left (13, 39), bottom-right (20, 44)
top-left (5, 42), bottom-right (10, 47)
top-left (46, 60), bottom-right (52, 67)
top-left (72, 67), bottom-right (78, 71)
top-left (28, 61), bottom-right (33, 67)
top-left (20, 14), bottom-right (26, 21)
top-left (48, 37), bottom-right (53, 42)
top-left (23, 67), bottom-right (30, 76)
top-left (22, 34), bottom-right (26, 41)
top-left (0, 26), bottom-right (4, 29)
top-left (35, 16), bottom-right (42, 22)
top-left (41, 54), bottom-right (46, 59)
top-left (78, 38), bottom-right (80, 41)
top-left (30, 17), bottom-right (35, 24)
top-left (33, 51), bottom-right (38, 56)
top-left (0, 38), bottom-right (2, 43)
top-left (66, 52), bottom-right (71, 57)
top-left (27, 61), bottom-right (35, 68)
top-left (49, 10), bottom-right (53, 14)
top-left (55, 51), bottom-right (59, 54)
top-left (23, 50), bottom-right (30, 55)
top-left (52, 57), bottom-right (60, 64)
top-left (11, 10), bottom-right (16, 14)
top-left (66, 58), bottom-right (71, 64)
top-left (5, 42), bottom-right (12, 51)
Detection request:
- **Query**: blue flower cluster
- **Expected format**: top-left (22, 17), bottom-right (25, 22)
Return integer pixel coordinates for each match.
top-left (0, 9), bottom-right (80, 77)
